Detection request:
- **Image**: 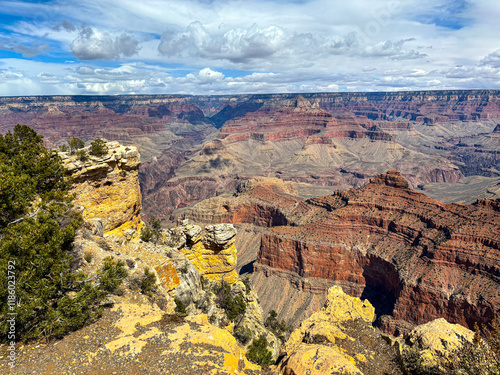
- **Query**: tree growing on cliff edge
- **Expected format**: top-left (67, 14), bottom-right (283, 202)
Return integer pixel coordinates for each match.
top-left (89, 138), bottom-right (108, 157)
top-left (67, 136), bottom-right (84, 154)
top-left (0, 125), bottom-right (124, 342)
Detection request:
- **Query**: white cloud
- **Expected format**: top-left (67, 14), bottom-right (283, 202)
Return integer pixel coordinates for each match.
top-left (1, 0), bottom-right (500, 94)
top-left (70, 27), bottom-right (140, 60)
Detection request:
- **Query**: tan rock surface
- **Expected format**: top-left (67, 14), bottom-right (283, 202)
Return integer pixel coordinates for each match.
top-left (406, 318), bottom-right (474, 360)
top-left (278, 286), bottom-right (399, 375)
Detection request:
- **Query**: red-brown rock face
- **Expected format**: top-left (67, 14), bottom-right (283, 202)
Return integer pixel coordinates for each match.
top-left (186, 172), bottom-right (500, 335)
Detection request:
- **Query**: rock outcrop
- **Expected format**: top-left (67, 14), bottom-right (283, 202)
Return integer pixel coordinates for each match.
top-left (278, 286), bottom-right (399, 375)
top-left (186, 171), bottom-right (500, 335)
top-left (61, 140), bottom-right (143, 240)
top-left (0, 293), bottom-right (262, 375)
top-left (405, 318), bottom-right (474, 365)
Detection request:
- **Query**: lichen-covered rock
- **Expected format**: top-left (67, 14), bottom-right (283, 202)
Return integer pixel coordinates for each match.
top-left (284, 286), bottom-right (375, 355)
top-left (61, 141), bottom-right (142, 239)
top-left (155, 259), bottom-right (180, 291)
top-left (405, 318), bottom-right (474, 363)
top-left (279, 286), bottom-right (398, 375)
top-left (175, 221), bottom-right (239, 283)
top-left (282, 344), bottom-right (363, 375)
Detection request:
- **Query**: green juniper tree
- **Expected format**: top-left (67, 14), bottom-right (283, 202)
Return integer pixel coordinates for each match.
top-left (0, 125), bottom-right (125, 342)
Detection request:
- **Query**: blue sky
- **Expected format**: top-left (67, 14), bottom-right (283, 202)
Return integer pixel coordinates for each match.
top-left (1, 0), bottom-right (500, 95)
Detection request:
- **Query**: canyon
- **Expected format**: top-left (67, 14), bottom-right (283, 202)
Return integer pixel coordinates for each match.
top-left (1, 91), bottom-right (500, 338)
top-left (1, 90), bottom-right (500, 221)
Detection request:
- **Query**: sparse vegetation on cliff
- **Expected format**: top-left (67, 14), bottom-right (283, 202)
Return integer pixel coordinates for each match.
top-left (214, 280), bottom-right (246, 321)
top-left (67, 136), bottom-right (84, 154)
top-left (265, 309), bottom-right (290, 343)
top-left (89, 138), bottom-right (108, 157)
top-left (0, 125), bottom-right (125, 342)
top-left (246, 335), bottom-right (274, 367)
top-left (140, 267), bottom-right (158, 296)
top-left (140, 216), bottom-right (162, 243)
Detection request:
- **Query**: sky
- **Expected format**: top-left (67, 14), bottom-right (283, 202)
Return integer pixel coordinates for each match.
top-left (1, 0), bottom-right (500, 96)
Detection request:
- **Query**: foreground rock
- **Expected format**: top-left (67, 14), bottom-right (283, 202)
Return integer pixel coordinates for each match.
top-left (278, 286), bottom-right (400, 375)
top-left (0, 292), bottom-right (262, 375)
top-left (404, 318), bottom-right (475, 367)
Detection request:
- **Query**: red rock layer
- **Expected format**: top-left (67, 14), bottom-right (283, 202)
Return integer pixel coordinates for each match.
top-left (186, 172), bottom-right (500, 334)
top-left (218, 97), bottom-right (393, 143)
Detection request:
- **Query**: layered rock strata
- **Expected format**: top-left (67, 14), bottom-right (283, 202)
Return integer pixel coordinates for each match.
top-left (186, 171), bottom-right (500, 335)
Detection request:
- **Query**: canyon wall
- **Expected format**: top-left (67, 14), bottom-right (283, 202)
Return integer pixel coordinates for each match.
top-left (186, 172), bottom-right (500, 335)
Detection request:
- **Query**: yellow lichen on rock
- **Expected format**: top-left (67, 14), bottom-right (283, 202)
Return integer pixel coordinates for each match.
top-left (406, 318), bottom-right (475, 366)
top-left (282, 344), bottom-right (363, 375)
top-left (155, 259), bottom-right (181, 291)
top-left (61, 141), bottom-right (142, 240)
top-left (181, 241), bottom-right (237, 275)
top-left (162, 314), bottom-right (261, 374)
top-left (284, 286), bottom-right (374, 355)
top-left (177, 222), bottom-right (240, 283)
top-left (102, 300), bottom-right (164, 356)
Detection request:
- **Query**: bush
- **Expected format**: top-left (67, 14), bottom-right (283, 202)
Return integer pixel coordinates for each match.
top-left (246, 335), bottom-right (274, 367)
top-left (98, 257), bottom-right (128, 293)
top-left (140, 216), bottom-right (162, 243)
top-left (265, 310), bottom-right (290, 343)
top-left (214, 281), bottom-right (246, 321)
top-left (84, 251), bottom-right (93, 263)
top-left (89, 138), bottom-right (108, 157)
top-left (141, 267), bottom-right (157, 296)
top-left (140, 226), bottom-right (153, 242)
top-left (76, 149), bottom-right (88, 161)
top-left (67, 136), bottom-right (84, 154)
top-left (175, 298), bottom-right (188, 317)
top-left (234, 325), bottom-right (253, 345)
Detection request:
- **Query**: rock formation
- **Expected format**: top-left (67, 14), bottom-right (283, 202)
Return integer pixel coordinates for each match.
top-left (405, 318), bottom-right (474, 365)
top-left (278, 286), bottom-right (400, 375)
top-left (61, 140), bottom-right (143, 240)
top-left (0, 142), bottom-right (283, 374)
top-left (186, 171), bottom-right (500, 335)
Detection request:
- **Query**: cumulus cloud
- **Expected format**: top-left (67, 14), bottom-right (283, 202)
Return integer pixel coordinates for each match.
top-left (479, 49), bottom-right (500, 68)
top-left (0, 38), bottom-right (49, 57)
top-left (362, 39), bottom-right (425, 60)
top-left (70, 27), bottom-right (140, 60)
top-left (158, 22), bottom-right (290, 63)
top-left (158, 21), bottom-right (426, 67)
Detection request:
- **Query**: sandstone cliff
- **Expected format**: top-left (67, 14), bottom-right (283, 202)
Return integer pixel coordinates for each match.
top-left (61, 140), bottom-right (143, 240)
top-left (0, 142), bottom-right (282, 374)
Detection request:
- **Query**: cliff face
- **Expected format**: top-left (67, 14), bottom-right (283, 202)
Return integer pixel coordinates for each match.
top-left (186, 171), bottom-right (500, 335)
top-left (61, 140), bottom-right (143, 239)
top-left (3, 143), bottom-right (278, 374)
